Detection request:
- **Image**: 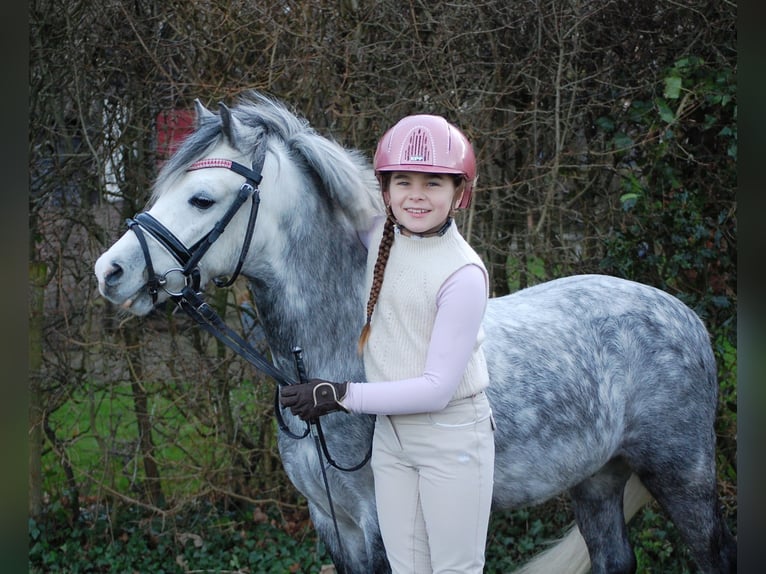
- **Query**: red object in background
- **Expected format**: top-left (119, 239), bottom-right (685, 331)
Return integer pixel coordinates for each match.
top-left (156, 109), bottom-right (196, 164)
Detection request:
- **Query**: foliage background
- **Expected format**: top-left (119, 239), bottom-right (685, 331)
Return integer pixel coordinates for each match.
top-left (28, 0), bottom-right (736, 571)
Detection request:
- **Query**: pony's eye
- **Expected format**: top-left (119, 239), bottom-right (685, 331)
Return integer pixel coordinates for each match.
top-left (189, 195), bottom-right (215, 210)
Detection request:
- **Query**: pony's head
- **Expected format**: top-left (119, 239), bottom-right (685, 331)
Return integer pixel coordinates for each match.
top-left (94, 92), bottom-right (381, 315)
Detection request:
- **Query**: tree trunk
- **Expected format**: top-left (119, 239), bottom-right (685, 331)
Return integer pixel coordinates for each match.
top-left (211, 288), bottom-right (250, 505)
top-left (121, 324), bottom-right (165, 508)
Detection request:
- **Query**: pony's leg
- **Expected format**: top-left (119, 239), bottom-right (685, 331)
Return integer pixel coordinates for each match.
top-left (308, 502), bottom-right (390, 574)
top-left (569, 458), bottom-right (637, 574)
top-left (635, 463), bottom-right (736, 574)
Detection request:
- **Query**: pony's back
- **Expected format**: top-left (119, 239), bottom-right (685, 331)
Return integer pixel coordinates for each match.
top-left (482, 274), bottom-right (717, 509)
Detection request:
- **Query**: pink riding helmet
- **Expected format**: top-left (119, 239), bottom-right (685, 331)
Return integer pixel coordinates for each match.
top-left (374, 114), bottom-right (477, 208)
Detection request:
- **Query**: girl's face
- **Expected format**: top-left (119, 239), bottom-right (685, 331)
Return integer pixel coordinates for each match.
top-left (384, 171), bottom-right (463, 236)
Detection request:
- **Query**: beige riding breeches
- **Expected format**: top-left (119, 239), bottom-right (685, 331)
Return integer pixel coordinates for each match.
top-left (371, 392), bottom-right (495, 574)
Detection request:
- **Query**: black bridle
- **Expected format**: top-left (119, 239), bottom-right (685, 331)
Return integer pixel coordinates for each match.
top-left (126, 157), bottom-right (264, 304)
top-left (125, 154), bottom-right (372, 560)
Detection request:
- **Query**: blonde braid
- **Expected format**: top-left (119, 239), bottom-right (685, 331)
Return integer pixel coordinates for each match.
top-left (357, 213), bottom-right (396, 355)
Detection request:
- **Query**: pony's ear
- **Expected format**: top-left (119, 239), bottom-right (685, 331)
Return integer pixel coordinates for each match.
top-left (219, 102), bottom-right (246, 150)
top-left (194, 99), bottom-right (216, 128)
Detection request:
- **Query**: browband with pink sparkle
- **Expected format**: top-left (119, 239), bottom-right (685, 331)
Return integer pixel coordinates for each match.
top-left (186, 158), bottom-right (262, 185)
top-left (188, 158), bottom-right (234, 171)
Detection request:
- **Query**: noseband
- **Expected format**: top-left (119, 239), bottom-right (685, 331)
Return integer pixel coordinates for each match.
top-left (126, 156), bottom-right (264, 304)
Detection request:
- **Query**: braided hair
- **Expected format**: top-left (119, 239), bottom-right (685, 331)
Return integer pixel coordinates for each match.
top-left (357, 210), bottom-right (396, 355)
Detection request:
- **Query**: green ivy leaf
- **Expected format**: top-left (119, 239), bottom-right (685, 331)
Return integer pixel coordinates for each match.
top-left (663, 76), bottom-right (682, 99)
top-left (596, 116), bottom-right (615, 132)
top-left (613, 132), bottom-right (633, 150)
top-left (656, 98), bottom-right (675, 123)
top-left (620, 193), bottom-right (639, 210)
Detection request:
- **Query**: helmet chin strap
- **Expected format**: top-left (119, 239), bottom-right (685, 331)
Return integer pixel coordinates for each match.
top-left (386, 206), bottom-right (453, 238)
top-left (400, 217), bottom-right (453, 238)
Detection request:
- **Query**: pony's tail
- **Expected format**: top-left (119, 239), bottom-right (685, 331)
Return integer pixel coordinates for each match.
top-left (514, 474), bottom-right (653, 574)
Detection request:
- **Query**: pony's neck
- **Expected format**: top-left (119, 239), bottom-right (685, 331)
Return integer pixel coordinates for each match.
top-left (246, 223), bottom-right (368, 382)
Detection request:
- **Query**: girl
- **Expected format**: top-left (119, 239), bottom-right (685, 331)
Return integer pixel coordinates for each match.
top-left (280, 114), bottom-right (495, 573)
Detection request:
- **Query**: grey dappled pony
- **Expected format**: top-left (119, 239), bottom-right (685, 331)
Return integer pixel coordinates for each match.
top-left (94, 92), bottom-right (736, 573)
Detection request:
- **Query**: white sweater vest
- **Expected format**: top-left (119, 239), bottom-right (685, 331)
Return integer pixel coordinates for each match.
top-left (362, 221), bottom-right (490, 401)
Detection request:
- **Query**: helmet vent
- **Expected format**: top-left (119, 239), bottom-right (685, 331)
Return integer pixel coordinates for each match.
top-left (403, 128), bottom-right (432, 163)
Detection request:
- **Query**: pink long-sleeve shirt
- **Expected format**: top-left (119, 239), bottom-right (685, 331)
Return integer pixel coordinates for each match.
top-left (341, 220), bottom-right (487, 415)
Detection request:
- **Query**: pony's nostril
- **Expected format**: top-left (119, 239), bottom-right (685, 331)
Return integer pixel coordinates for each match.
top-left (104, 262), bottom-right (124, 286)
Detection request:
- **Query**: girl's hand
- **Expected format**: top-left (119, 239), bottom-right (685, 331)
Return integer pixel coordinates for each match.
top-left (279, 379), bottom-right (348, 421)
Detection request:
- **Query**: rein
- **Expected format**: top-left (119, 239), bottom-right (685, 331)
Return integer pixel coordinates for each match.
top-left (180, 282), bottom-right (371, 468)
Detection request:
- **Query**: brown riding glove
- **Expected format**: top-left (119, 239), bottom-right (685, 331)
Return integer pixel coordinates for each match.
top-left (279, 378), bottom-right (349, 421)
